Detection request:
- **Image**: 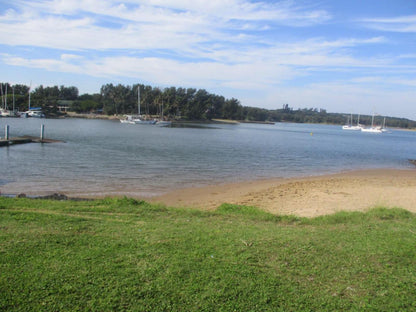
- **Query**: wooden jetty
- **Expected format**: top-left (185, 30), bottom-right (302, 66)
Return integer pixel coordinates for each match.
top-left (0, 135), bottom-right (63, 147)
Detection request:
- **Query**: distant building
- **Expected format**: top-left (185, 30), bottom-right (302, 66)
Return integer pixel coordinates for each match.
top-left (57, 100), bottom-right (73, 112)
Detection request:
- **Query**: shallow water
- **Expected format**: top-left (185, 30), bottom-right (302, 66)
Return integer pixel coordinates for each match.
top-left (1, 118), bottom-right (415, 197)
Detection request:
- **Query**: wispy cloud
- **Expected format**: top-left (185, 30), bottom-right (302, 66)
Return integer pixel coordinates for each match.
top-left (360, 14), bottom-right (416, 32)
top-left (1, 1), bottom-right (415, 118)
top-left (0, 0), bottom-right (346, 88)
top-left (0, 0), bottom-right (331, 52)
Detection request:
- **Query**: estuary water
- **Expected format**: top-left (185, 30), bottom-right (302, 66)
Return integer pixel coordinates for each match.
top-left (1, 117), bottom-right (415, 197)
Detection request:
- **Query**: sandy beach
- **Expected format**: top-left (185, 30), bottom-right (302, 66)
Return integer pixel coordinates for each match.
top-left (150, 169), bottom-right (416, 217)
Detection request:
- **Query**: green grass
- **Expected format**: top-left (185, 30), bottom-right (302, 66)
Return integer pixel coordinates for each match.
top-left (1, 197), bottom-right (416, 311)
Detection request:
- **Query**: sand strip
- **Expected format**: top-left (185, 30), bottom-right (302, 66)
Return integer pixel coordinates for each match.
top-left (149, 169), bottom-right (416, 217)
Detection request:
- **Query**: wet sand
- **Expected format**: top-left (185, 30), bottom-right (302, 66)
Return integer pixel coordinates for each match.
top-left (149, 169), bottom-right (416, 217)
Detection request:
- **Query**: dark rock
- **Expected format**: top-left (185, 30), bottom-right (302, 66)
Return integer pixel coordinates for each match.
top-left (41, 193), bottom-right (68, 200)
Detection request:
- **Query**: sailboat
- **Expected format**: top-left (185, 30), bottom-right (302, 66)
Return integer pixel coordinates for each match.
top-left (156, 100), bottom-right (172, 127)
top-left (381, 117), bottom-right (388, 132)
top-left (0, 83), bottom-right (8, 116)
top-left (120, 87), bottom-right (156, 124)
top-left (361, 113), bottom-right (382, 133)
top-left (0, 84), bottom-right (18, 117)
top-left (23, 82), bottom-right (45, 118)
top-left (342, 114), bottom-right (362, 130)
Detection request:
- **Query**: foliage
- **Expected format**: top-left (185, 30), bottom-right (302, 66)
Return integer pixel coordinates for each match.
top-left (1, 197), bottom-right (416, 311)
top-left (2, 81), bottom-right (416, 127)
top-left (0, 83), bottom-right (30, 111)
top-left (246, 105), bottom-right (416, 128)
top-left (97, 83), bottom-right (243, 120)
top-left (1, 82), bottom-right (78, 113)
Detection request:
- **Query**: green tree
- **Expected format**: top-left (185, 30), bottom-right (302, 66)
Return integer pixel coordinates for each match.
top-left (222, 98), bottom-right (242, 120)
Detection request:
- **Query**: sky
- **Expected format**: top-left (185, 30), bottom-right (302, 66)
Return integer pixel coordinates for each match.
top-left (0, 0), bottom-right (415, 119)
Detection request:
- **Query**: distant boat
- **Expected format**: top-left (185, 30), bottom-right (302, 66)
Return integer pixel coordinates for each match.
top-left (342, 114), bottom-right (362, 131)
top-left (361, 127), bottom-right (382, 133)
top-left (120, 87), bottom-right (156, 125)
top-left (156, 100), bottom-right (172, 127)
top-left (156, 120), bottom-right (172, 127)
top-left (20, 83), bottom-right (44, 118)
top-left (381, 117), bottom-right (388, 132)
top-left (361, 113), bottom-right (382, 133)
top-left (0, 109), bottom-right (18, 117)
top-left (0, 108), bottom-right (11, 117)
top-left (0, 84), bottom-right (18, 117)
top-left (26, 108), bottom-right (45, 118)
top-left (120, 115), bottom-right (134, 124)
top-left (133, 117), bottom-right (157, 125)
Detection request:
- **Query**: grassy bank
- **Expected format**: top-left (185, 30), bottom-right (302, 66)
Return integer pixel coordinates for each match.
top-left (1, 197), bottom-right (415, 311)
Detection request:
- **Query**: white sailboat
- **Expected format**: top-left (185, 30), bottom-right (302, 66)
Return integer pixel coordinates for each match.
top-left (381, 117), bottom-right (388, 132)
top-left (119, 115), bottom-right (134, 124)
top-left (156, 100), bottom-right (172, 127)
top-left (0, 84), bottom-right (18, 117)
top-left (23, 82), bottom-right (45, 118)
top-left (342, 114), bottom-right (362, 130)
top-left (361, 113), bottom-right (382, 133)
top-left (0, 83), bottom-right (8, 116)
top-left (120, 87), bottom-right (156, 124)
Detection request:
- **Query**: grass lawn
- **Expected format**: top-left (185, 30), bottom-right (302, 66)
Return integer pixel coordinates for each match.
top-left (1, 197), bottom-right (415, 311)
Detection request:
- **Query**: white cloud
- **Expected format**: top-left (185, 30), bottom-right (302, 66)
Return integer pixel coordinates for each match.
top-left (351, 75), bottom-right (416, 87)
top-left (1, 1), bottom-right (415, 118)
top-left (0, 0), bottom-right (332, 53)
top-left (2, 54), bottom-right (83, 73)
top-left (0, 0), bottom-right (385, 86)
top-left (361, 15), bottom-right (416, 33)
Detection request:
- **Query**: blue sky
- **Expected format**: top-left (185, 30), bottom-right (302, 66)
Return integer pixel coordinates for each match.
top-left (1, 0), bottom-right (415, 118)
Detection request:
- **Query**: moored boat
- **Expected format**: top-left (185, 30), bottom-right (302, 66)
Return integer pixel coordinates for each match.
top-left (342, 114), bottom-right (362, 131)
top-left (361, 113), bottom-right (382, 133)
top-left (26, 108), bottom-right (45, 118)
top-left (120, 86), bottom-right (156, 125)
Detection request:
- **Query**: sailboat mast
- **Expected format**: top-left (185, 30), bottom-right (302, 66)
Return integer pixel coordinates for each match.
top-left (0, 83), bottom-right (4, 109)
top-left (138, 86), bottom-right (141, 116)
top-left (4, 84), bottom-right (7, 110)
top-left (28, 82), bottom-right (32, 111)
top-left (12, 86), bottom-right (15, 112)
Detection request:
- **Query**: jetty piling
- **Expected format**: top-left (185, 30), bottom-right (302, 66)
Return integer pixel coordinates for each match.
top-left (40, 124), bottom-right (45, 140)
top-left (5, 124), bottom-right (9, 140)
top-left (0, 124), bottom-right (63, 147)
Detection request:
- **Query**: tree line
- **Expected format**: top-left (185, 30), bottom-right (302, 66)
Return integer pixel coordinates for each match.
top-left (0, 83), bottom-right (78, 114)
top-left (95, 83), bottom-right (242, 120)
top-left (1, 82), bottom-right (415, 128)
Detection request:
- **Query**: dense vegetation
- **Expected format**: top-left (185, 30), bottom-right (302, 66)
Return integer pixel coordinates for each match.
top-left (1, 197), bottom-right (415, 311)
top-left (2, 82), bottom-right (416, 128)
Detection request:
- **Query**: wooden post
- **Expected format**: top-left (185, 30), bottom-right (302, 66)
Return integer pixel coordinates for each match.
top-left (5, 125), bottom-right (9, 140)
top-left (40, 124), bottom-right (45, 141)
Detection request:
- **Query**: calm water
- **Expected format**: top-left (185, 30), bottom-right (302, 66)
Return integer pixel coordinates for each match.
top-left (1, 118), bottom-right (415, 197)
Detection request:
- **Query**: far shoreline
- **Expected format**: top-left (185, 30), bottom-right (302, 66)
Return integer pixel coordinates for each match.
top-left (60, 112), bottom-right (416, 130)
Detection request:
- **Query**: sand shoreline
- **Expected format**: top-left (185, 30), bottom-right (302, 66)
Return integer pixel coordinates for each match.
top-left (2, 168), bottom-right (415, 217)
top-left (149, 168), bottom-right (416, 217)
